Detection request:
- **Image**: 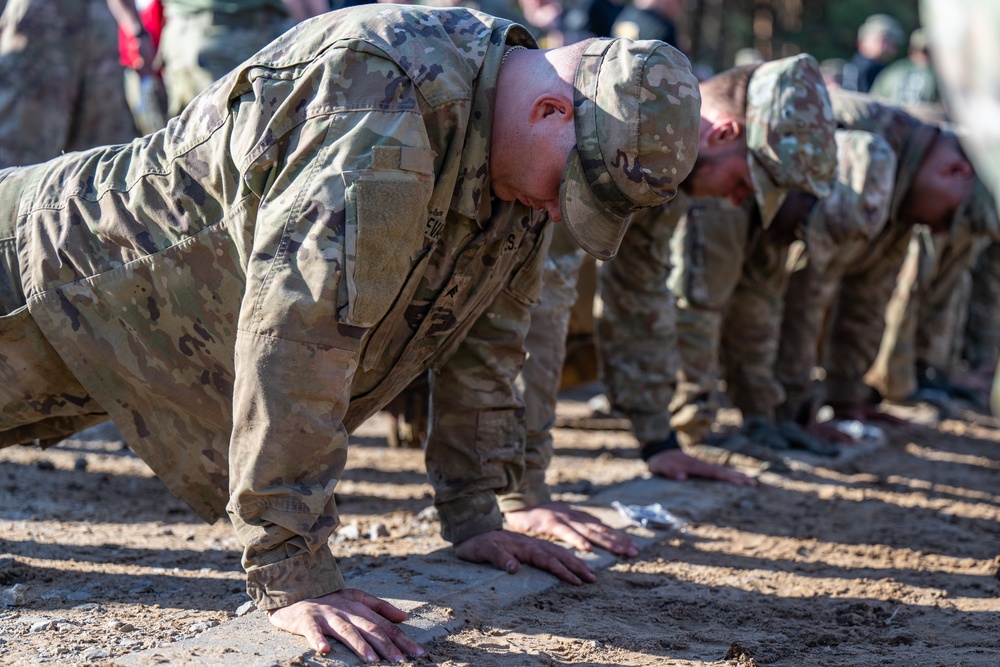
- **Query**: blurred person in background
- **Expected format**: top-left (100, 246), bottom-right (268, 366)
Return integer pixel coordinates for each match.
top-left (820, 57), bottom-right (846, 90)
top-left (158, 0), bottom-right (327, 117)
top-left (610, 0), bottom-right (680, 45)
top-left (112, 0), bottom-right (167, 135)
top-left (842, 13), bottom-right (904, 94)
top-left (870, 28), bottom-right (941, 112)
top-left (561, 0), bottom-right (625, 39)
top-left (0, 0), bottom-right (142, 168)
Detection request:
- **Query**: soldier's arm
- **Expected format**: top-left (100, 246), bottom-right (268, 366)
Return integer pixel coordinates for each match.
top-left (229, 55), bottom-right (433, 659)
top-left (826, 231), bottom-right (914, 412)
top-left (104, 0), bottom-right (155, 74)
top-left (425, 220), bottom-right (595, 584)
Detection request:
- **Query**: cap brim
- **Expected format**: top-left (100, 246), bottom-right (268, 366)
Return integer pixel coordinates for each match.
top-left (559, 147), bottom-right (633, 261)
top-left (750, 153), bottom-right (787, 229)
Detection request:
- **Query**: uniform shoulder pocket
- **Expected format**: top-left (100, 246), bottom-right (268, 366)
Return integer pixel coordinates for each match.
top-left (341, 147), bottom-right (435, 328)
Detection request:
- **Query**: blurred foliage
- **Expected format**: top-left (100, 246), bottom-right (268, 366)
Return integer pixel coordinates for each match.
top-left (682, 0), bottom-right (920, 73)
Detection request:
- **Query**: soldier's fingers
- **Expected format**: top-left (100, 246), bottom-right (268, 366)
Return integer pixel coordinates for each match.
top-left (547, 521), bottom-right (594, 552)
top-left (356, 591), bottom-right (408, 623)
top-left (570, 521), bottom-right (637, 555)
top-left (454, 534), bottom-right (521, 574)
top-left (523, 542), bottom-right (596, 584)
top-left (301, 617), bottom-right (332, 655)
top-left (350, 607), bottom-right (425, 659)
top-left (316, 613), bottom-right (380, 663)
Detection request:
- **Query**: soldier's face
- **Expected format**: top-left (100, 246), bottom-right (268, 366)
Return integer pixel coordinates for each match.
top-left (901, 135), bottom-right (976, 232)
top-left (492, 152), bottom-right (566, 222)
top-left (681, 142), bottom-right (754, 205)
top-left (491, 94), bottom-right (575, 222)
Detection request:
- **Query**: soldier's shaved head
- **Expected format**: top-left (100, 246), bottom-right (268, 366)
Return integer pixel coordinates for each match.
top-left (699, 63), bottom-right (759, 123)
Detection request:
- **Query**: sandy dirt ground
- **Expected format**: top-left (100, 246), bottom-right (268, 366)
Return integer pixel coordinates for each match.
top-left (0, 391), bottom-right (998, 666)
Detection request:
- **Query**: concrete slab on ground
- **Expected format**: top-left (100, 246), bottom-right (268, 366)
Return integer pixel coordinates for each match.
top-left (117, 474), bottom-right (745, 667)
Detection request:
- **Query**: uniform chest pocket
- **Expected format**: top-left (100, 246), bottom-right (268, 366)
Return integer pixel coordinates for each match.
top-left (341, 161), bottom-right (434, 329)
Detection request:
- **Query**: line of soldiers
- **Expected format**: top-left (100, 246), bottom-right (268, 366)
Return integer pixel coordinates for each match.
top-left (0, 2), bottom-right (997, 662)
top-left (391, 45), bottom-right (999, 558)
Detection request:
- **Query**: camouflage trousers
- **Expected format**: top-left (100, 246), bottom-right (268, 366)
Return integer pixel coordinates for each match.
top-left (0, 0), bottom-right (136, 168)
top-left (159, 9), bottom-right (293, 117)
top-left (866, 223), bottom-right (988, 401)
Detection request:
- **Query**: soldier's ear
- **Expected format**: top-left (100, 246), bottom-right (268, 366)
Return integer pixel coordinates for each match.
top-left (529, 93), bottom-right (574, 124)
top-left (944, 156), bottom-right (974, 181)
top-left (704, 118), bottom-right (743, 149)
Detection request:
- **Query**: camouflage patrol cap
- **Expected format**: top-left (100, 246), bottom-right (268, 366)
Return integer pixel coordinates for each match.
top-left (561, 38), bottom-right (701, 261)
top-left (746, 53), bottom-right (838, 228)
top-left (805, 130), bottom-right (896, 273)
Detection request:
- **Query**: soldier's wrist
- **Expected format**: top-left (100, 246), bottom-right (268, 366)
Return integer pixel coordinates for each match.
top-left (639, 432), bottom-right (681, 462)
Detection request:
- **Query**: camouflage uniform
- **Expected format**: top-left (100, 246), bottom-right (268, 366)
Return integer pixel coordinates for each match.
top-left (159, 0), bottom-right (294, 116)
top-left (0, 0), bottom-right (137, 168)
top-left (774, 130), bottom-right (897, 423)
top-left (0, 6), bottom-right (700, 610)
top-left (670, 55), bottom-right (838, 445)
top-left (865, 180), bottom-right (999, 402)
top-left (963, 240), bottom-right (1000, 371)
top-left (775, 92), bottom-right (939, 420)
top-left (502, 195), bottom-right (686, 511)
top-left (507, 54), bottom-right (835, 509)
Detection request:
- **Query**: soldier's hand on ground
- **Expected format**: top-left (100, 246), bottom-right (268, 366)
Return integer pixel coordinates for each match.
top-left (267, 588), bottom-right (425, 663)
top-left (503, 502), bottom-right (639, 557)
top-left (647, 448), bottom-right (756, 487)
top-left (454, 529), bottom-right (597, 585)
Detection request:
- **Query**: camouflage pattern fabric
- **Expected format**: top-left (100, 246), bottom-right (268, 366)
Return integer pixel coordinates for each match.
top-left (669, 55), bottom-right (836, 443)
top-left (501, 224), bottom-right (584, 513)
top-left (596, 193), bottom-right (688, 444)
top-left (503, 195), bottom-right (687, 511)
top-left (669, 197), bottom-right (752, 445)
top-left (0, 4), bottom-right (704, 611)
top-left (866, 217), bottom-right (993, 401)
top-left (776, 91), bottom-right (938, 409)
top-left (158, 1), bottom-right (293, 116)
top-left (774, 130), bottom-right (898, 423)
top-left (0, 0), bottom-right (137, 168)
top-left (829, 90), bottom-right (939, 224)
top-left (0, 5), bottom-right (550, 612)
top-left (745, 54), bottom-right (837, 226)
top-left (866, 174), bottom-right (999, 401)
top-left (561, 37), bottom-right (699, 260)
top-left (963, 241), bottom-right (1000, 370)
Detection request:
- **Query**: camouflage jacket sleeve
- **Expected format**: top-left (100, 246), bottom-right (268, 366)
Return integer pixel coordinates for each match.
top-left (227, 79), bottom-right (436, 609)
top-left (426, 218), bottom-right (553, 544)
top-left (720, 235), bottom-right (795, 419)
top-left (597, 200), bottom-right (683, 443)
top-left (825, 228), bottom-right (913, 406)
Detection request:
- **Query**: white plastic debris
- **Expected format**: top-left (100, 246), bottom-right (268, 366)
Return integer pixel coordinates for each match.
top-left (828, 419), bottom-right (886, 446)
top-left (611, 501), bottom-right (688, 532)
